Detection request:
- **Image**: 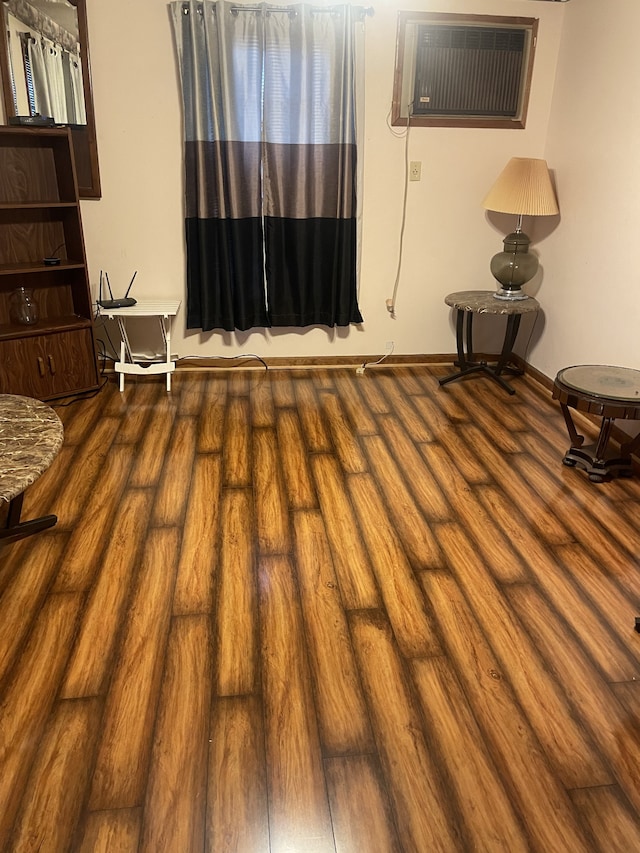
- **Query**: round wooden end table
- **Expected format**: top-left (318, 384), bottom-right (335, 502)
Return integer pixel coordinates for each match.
top-left (0, 395), bottom-right (64, 544)
top-left (552, 365), bottom-right (640, 483)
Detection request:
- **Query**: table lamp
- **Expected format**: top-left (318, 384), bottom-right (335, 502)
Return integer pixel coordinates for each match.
top-left (482, 157), bottom-right (559, 300)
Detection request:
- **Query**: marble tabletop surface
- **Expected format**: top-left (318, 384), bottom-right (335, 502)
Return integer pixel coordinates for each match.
top-left (445, 290), bottom-right (540, 315)
top-left (0, 395), bottom-right (64, 503)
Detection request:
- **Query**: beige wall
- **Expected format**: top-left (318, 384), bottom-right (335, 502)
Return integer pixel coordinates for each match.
top-left (536, 0), bottom-right (640, 379)
top-left (80, 0), bottom-right (565, 362)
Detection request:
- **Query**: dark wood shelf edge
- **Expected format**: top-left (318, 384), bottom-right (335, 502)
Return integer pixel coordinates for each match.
top-left (0, 202), bottom-right (79, 209)
top-left (0, 262), bottom-right (85, 275)
top-left (0, 315), bottom-right (93, 341)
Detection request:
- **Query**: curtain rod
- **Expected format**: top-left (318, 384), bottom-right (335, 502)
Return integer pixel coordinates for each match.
top-left (182, 4), bottom-right (374, 17)
top-left (230, 5), bottom-right (374, 15)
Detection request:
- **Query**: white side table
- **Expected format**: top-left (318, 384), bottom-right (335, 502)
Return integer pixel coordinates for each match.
top-left (99, 300), bottom-right (181, 392)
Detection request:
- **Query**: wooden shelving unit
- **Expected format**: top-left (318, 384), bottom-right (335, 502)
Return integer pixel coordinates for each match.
top-left (0, 126), bottom-right (99, 400)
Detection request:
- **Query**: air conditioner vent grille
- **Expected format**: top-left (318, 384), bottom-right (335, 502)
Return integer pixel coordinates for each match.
top-left (414, 25), bottom-right (527, 118)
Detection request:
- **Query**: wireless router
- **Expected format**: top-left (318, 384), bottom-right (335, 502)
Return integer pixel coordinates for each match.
top-left (97, 270), bottom-right (137, 309)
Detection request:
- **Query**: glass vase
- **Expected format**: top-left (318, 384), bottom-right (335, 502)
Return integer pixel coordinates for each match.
top-left (9, 287), bottom-right (39, 325)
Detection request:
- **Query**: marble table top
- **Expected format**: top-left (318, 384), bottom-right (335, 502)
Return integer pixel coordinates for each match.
top-left (445, 290), bottom-right (540, 315)
top-left (0, 395), bottom-right (64, 503)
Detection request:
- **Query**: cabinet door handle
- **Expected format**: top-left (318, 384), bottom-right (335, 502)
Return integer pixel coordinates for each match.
top-left (48, 355), bottom-right (56, 375)
top-left (37, 356), bottom-right (46, 377)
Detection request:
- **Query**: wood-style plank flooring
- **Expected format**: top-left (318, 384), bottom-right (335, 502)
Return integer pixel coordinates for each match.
top-left (1, 364), bottom-right (639, 852)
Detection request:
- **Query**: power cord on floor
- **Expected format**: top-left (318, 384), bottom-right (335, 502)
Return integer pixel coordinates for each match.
top-left (356, 341), bottom-right (395, 375)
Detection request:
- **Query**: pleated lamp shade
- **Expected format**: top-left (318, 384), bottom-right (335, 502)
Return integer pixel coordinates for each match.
top-left (482, 157), bottom-right (559, 216)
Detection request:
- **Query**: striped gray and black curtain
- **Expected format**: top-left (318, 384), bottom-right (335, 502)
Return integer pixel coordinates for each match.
top-left (170, 1), bottom-right (365, 332)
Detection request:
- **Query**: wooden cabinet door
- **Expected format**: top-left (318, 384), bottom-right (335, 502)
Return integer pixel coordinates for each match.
top-left (0, 329), bottom-right (98, 400)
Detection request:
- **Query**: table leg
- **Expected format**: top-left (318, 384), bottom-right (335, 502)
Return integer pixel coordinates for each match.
top-left (439, 308), bottom-right (518, 394)
top-left (448, 308), bottom-right (467, 368)
top-left (594, 417), bottom-right (614, 462)
top-left (119, 339), bottom-right (126, 392)
top-left (561, 413), bottom-right (634, 482)
top-left (560, 403), bottom-right (584, 448)
top-left (1, 492), bottom-right (57, 545)
top-left (117, 317), bottom-right (133, 363)
top-left (494, 315), bottom-right (521, 375)
top-left (161, 314), bottom-right (172, 392)
top-left (7, 491), bottom-right (23, 527)
top-left (464, 311), bottom-right (473, 365)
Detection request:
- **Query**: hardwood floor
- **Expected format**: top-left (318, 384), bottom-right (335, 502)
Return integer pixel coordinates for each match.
top-left (1, 364), bottom-right (639, 852)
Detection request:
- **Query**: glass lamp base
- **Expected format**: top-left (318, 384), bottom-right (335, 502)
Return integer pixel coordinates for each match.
top-left (493, 287), bottom-right (529, 301)
top-left (490, 231), bottom-right (537, 302)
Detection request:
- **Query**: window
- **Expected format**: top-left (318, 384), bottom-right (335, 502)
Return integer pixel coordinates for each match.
top-left (392, 13), bottom-right (538, 129)
top-left (170, 2), bottom-right (365, 332)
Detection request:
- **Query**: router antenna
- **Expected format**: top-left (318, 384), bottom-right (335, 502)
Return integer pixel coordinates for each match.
top-left (124, 271), bottom-right (137, 298)
top-left (105, 272), bottom-right (114, 300)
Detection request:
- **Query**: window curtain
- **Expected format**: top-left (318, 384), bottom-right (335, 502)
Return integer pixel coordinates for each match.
top-left (26, 36), bottom-right (84, 123)
top-left (68, 54), bottom-right (86, 123)
top-left (27, 37), bottom-right (52, 118)
top-left (42, 38), bottom-right (67, 122)
top-left (170, 1), bottom-right (365, 332)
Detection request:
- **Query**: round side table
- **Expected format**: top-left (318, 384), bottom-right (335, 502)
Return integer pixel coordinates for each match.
top-left (439, 290), bottom-right (540, 395)
top-left (552, 365), bottom-right (640, 483)
top-left (0, 395), bottom-right (64, 544)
